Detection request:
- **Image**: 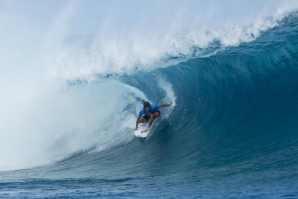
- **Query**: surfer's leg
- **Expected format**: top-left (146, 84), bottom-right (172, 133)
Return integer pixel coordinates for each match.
top-left (139, 117), bottom-right (147, 123)
top-left (141, 114), bottom-right (150, 123)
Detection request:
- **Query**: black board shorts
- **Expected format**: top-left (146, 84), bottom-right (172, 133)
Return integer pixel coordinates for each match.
top-left (142, 111), bottom-right (160, 121)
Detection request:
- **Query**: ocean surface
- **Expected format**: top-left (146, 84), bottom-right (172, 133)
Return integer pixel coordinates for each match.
top-left (1, 1), bottom-right (298, 198)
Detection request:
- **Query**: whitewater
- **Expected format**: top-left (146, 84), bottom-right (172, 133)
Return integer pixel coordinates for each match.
top-left (1, 0), bottom-right (298, 198)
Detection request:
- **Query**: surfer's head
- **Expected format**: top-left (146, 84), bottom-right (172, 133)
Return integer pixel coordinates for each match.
top-left (143, 102), bottom-right (150, 109)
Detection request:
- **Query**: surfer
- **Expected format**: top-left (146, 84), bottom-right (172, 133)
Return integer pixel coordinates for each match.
top-left (134, 101), bottom-right (172, 133)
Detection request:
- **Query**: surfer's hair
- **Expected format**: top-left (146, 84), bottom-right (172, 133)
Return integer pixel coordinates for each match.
top-left (143, 101), bottom-right (150, 107)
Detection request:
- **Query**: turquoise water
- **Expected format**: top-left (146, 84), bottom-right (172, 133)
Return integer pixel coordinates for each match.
top-left (1, 2), bottom-right (298, 198)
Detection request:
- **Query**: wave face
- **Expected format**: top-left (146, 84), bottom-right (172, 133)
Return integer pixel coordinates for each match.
top-left (1, 1), bottom-right (298, 198)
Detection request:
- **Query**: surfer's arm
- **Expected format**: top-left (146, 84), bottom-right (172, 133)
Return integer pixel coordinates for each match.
top-left (142, 114), bottom-right (154, 133)
top-left (134, 116), bottom-right (141, 131)
top-left (148, 114), bottom-right (154, 128)
top-left (159, 103), bottom-right (172, 108)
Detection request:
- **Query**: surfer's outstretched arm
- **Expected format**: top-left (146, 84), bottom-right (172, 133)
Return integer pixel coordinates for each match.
top-left (159, 103), bottom-right (172, 108)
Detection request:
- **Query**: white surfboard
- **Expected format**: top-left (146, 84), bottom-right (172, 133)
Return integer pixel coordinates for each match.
top-left (134, 122), bottom-right (150, 138)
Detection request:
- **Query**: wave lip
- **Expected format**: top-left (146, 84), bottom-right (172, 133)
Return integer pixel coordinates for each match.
top-left (38, 2), bottom-right (298, 83)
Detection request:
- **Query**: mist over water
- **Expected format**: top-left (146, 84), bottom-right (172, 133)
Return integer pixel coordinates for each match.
top-left (0, 0), bottom-right (298, 172)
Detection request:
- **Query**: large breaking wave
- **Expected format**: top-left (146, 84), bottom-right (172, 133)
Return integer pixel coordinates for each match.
top-left (0, 1), bottom-right (298, 179)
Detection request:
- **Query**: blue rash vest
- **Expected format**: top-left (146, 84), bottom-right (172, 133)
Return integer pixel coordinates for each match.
top-left (138, 104), bottom-right (160, 117)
